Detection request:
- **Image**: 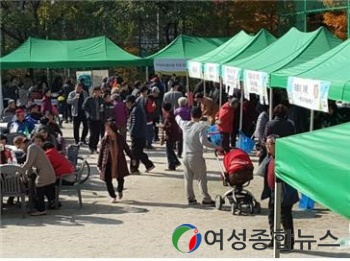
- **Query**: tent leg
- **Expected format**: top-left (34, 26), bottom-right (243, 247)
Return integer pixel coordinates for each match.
top-left (186, 72), bottom-right (190, 96)
top-left (0, 74), bottom-right (3, 113)
top-left (203, 76), bottom-right (206, 96)
top-left (269, 87), bottom-right (273, 121)
top-left (239, 81), bottom-right (244, 131)
top-left (219, 77), bottom-right (223, 108)
top-left (145, 66), bottom-right (149, 82)
top-left (273, 181), bottom-right (282, 258)
top-left (309, 110), bottom-right (314, 132)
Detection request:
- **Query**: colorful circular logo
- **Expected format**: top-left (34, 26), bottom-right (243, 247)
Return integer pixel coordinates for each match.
top-left (172, 224), bottom-right (202, 253)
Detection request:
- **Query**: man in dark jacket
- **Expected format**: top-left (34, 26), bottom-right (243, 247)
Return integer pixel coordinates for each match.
top-left (62, 79), bottom-right (74, 123)
top-left (125, 95), bottom-right (155, 174)
top-left (261, 134), bottom-right (299, 251)
top-left (82, 87), bottom-right (104, 154)
top-left (100, 92), bottom-right (115, 138)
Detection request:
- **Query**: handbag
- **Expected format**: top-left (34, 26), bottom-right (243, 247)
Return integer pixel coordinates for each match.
top-left (254, 156), bottom-right (269, 177)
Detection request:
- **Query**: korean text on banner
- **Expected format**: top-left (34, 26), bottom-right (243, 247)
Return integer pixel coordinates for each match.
top-left (243, 70), bottom-right (269, 105)
top-left (154, 58), bottom-right (187, 73)
top-left (204, 63), bottom-right (220, 82)
top-left (188, 61), bottom-right (202, 79)
top-left (287, 77), bottom-right (330, 112)
top-left (222, 66), bottom-right (241, 95)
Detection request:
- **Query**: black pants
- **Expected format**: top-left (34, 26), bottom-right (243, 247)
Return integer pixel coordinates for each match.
top-left (35, 183), bottom-right (56, 212)
top-left (105, 162), bottom-right (124, 198)
top-left (73, 116), bottom-right (88, 144)
top-left (221, 132), bottom-right (231, 151)
top-left (177, 138), bottom-right (183, 158)
top-left (153, 117), bottom-right (160, 140)
top-left (268, 198), bottom-right (295, 249)
top-left (166, 140), bottom-right (180, 169)
top-left (88, 119), bottom-right (102, 150)
top-left (130, 137), bottom-right (154, 172)
top-left (63, 103), bottom-right (72, 121)
top-left (230, 130), bottom-right (238, 148)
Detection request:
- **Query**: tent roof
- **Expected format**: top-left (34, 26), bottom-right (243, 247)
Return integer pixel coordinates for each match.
top-left (223, 27), bottom-right (342, 75)
top-left (188, 29), bottom-right (276, 66)
top-left (270, 39), bottom-right (350, 102)
top-left (275, 123), bottom-right (350, 219)
top-left (0, 36), bottom-right (146, 70)
top-left (146, 34), bottom-right (229, 64)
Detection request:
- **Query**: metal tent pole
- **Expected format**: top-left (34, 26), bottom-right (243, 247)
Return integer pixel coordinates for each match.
top-left (273, 180), bottom-right (282, 258)
top-left (219, 77), bottom-right (223, 108)
top-left (145, 66), bottom-right (149, 82)
top-left (269, 87), bottom-right (273, 121)
top-left (239, 81), bottom-right (244, 131)
top-left (186, 72), bottom-right (190, 96)
top-left (309, 110), bottom-right (314, 131)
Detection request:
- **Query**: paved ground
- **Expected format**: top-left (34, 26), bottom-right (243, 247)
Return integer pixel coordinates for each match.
top-left (0, 123), bottom-right (349, 258)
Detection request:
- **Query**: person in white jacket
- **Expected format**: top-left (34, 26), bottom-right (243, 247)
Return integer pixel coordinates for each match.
top-left (175, 107), bottom-right (222, 206)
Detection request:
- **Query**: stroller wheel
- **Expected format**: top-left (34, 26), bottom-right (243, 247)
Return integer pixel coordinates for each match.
top-left (231, 202), bottom-right (238, 215)
top-left (254, 202), bottom-right (261, 214)
top-left (249, 203), bottom-right (254, 214)
top-left (215, 195), bottom-right (223, 210)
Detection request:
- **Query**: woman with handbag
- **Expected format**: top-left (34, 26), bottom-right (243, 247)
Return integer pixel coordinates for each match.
top-left (97, 119), bottom-right (135, 203)
top-left (261, 134), bottom-right (299, 252)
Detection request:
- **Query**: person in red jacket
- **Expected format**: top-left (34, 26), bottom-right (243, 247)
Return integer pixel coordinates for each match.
top-left (217, 97), bottom-right (239, 151)
top-left (42, 141), bottom-right (75, 186)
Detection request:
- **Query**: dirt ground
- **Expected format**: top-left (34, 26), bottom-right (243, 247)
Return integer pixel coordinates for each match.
top-left (1, 123), bottom-right (349, 258)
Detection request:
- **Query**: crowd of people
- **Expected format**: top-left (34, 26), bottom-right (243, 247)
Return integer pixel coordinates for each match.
top-left (1, 72), bottom-right (349, 250)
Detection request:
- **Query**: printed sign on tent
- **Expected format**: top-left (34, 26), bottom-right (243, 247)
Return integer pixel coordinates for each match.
top-left (92, 70), bottom-right (109, 90)
top-left (204, 63), bottom-right (220, 82)
top-left (154, 58), bottom-right (187, 73)
top-left (222, 66), bottom-right (241, 93)
top-left (76, 71), bottom-right (92, 94)
top-left (187, 61), bottom-right (202, 79)
top-left (287, 77), bottom-right (330, 112)
top-left (243, 70), bottom-right (269, 105)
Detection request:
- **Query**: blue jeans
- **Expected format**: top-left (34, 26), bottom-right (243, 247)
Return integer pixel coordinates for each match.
top-left (146, 124), bottom-right (155, 146)
top-left (166, 140), bottom-right (180, 169)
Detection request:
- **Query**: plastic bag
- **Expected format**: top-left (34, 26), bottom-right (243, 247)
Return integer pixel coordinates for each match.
top-left (237, 131), bottom-right (255, 154)
top-left (207, 124), bottom-right (221, 146)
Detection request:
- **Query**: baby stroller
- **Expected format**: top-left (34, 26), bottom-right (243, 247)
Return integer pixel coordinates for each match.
top-left (214, 148), bottom-right (261, 215)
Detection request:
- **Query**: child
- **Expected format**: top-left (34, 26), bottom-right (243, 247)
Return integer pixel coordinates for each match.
top-left (161, 102), bottom-right (181, 171)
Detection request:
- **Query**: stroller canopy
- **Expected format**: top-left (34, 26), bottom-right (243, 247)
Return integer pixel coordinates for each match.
top-left (224, 148), bottom-right (253, 174)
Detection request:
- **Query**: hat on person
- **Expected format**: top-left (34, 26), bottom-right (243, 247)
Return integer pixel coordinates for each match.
top-left (151, 86), bottom-right (160, 93)
top-left (16, 109), bottom-right (25, 115)
top-left (230, 97), bottom-right (239, 105)
top-left (125, 95), bottom-right (136, 104)
top-left (8, 99), bottom-right (15, 104)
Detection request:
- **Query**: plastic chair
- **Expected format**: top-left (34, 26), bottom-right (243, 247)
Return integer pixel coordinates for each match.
top-left (55, 160), bottom-right (87, 208)
top-left (66, 144), bottom-right (80, 166)
top-left (66, 144), bottom-right (90, 184)
top-left (0, 164), bottom-right (28, 218)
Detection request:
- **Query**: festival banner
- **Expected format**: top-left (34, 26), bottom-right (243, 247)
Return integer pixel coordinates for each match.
top-left (287, 77), bottom-right (330, 112)
top-left (204, 63), bottom-right (220, 82)
top-left (92, 70), bottom-right (109, 90)
top-left (243, 70), bottom-right (269, 104)
top-left (187, 61), bottom-right (203, 79)
top-left (222, 66), bottom-right (241, 93)
top-left (154, 58), bottom-right (187, 73)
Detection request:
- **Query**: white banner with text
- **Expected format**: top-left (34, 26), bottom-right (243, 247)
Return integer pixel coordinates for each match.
top-left (243, 70), bottom-right (269, 105)
top-left (287, 77), bottom-right (330, 112)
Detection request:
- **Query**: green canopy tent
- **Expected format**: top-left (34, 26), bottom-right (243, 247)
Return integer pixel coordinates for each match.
top-left (275, 123), bottom-right (350, 220)
top-left (270, 39), bottom-right (350, 103)
top-left (221, 27), bottom-right (342, 107)
top-left (187, 29), bottom-right (276, 82)
top-left (145, 34), bottom-right (229, 76)
top-left (0, 36), bottom-right (147, 69)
